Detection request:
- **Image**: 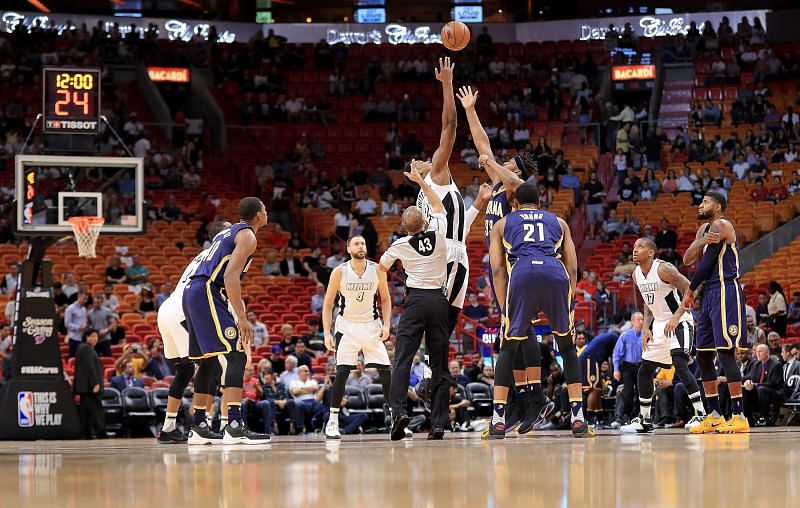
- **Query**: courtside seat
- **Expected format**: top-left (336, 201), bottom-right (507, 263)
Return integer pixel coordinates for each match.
top-left (121, 387), bottom-right (156, 436)
top-left (465, 383), bottom-right (492, 417)
top-left (344, 386), bottom-right (370, 414)
top-left (102, 388), bottom-right (124, 435)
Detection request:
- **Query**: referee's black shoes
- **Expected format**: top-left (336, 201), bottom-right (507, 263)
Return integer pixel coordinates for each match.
top-left (391, 415), bottom-right (411, 441)
top-left (427, 427), bottom-right (445, 440)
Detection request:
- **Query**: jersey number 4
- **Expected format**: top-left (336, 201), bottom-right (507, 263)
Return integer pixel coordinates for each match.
top-left (523, 223), bottom-right (545, 242)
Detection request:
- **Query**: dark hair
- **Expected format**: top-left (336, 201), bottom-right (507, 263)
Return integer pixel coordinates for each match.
top-left (704, 191), bottom-right (728, 211)
top-left (515, 151), bottom-right (538, 180)
top-left (238, 197), bottom-right (264, 221)
top-left (82, 328), bottom-right (98, 342)
top-left (208, 221), bottom-right (229, 241)
top-left (639, 237), bottom-right (657, 251)
top-left (793, 292), bottom-right (800, 298)
top-left (514, 183), bottom-right (540, 206)
top-left (768, 280), bottom-right (785, 299)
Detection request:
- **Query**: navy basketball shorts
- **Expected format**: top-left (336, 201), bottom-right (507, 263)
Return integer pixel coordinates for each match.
top-left (579, 354), bottom-right (601, 392)
top-left (182, 278), bottom-right (240, 359)
top-left (504, 258), bottom-right (574, 340)
top-left (695, 281), bottom-right (746, 351)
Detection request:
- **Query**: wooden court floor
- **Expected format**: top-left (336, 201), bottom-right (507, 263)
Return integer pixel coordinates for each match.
top-left (0, 428), bottom-right (798, 508)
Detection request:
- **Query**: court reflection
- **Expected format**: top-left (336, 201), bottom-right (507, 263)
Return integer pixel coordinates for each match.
top-left (0, 432), bottom-right (797, 508)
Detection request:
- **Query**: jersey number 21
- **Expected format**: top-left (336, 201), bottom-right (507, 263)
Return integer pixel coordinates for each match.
top-left (523, 223), bottom-right (545, 242)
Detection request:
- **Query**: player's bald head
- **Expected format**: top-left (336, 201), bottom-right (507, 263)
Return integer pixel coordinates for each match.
top-left (208, 221), bottom-right (231, 241)
top-left (402, 206), bottom-right (426, 235)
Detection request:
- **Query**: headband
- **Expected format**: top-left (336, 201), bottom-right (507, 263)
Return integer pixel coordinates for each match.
top-left (513, 154), bottom-right (525, 172)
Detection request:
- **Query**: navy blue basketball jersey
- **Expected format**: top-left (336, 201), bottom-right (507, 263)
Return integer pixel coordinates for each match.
top-left (701, 219), bottom-right (741, 286)
top-left (484, 182), bottom-right (512, 245)
top-left (503, 208), bottom-right (563, 265)
top-left (190, 223), bottom-right (254, 285)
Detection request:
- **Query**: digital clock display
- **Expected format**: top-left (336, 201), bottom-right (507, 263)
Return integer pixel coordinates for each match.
top-left (43, 68), bottom-right (101, 135)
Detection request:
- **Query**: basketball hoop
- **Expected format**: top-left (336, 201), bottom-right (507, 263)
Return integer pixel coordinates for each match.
top-left (68, 216), bottom-right (105, 258)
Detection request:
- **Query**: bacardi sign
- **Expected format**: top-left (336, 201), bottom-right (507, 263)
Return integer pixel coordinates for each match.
top-left (612, 64), bottom-right (656, 81)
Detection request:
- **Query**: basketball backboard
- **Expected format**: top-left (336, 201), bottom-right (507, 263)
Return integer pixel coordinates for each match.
top-left (15, 155), bottom-right (145, 235)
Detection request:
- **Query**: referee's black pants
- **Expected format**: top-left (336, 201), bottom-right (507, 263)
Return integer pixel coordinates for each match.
top-left (619, 361), bottom-right (640, 421)
top-left (390, 288), bottom-right (451, 429)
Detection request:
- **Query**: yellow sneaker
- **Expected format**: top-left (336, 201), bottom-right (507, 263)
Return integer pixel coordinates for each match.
top-left (715, 414), bottom-right (750, 434)
top-left (688, 414), bottom-right (726, 434)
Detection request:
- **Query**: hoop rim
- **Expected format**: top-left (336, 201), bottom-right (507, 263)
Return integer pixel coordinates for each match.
top-left (67, 216), bottom-right (106, 225)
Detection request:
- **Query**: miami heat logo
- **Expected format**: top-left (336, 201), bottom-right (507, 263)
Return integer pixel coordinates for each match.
top-left (224, 327), bottom-right (237, 340)
top-left (728, 325), bottom-right (739, 337)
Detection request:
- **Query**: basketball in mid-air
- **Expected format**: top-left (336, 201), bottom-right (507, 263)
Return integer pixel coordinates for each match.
top-left (441, 21), bottom-right (471, 51)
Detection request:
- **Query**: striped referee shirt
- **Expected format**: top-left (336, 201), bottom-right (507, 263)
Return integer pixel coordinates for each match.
top-left (416, 174), bottom-right (466, 244)
top-left (379, 212), bottom-right (448, 290)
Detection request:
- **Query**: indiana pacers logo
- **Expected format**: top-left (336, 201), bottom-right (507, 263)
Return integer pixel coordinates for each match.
top-left (728, 325), bottom-right (739, 337)
top-left (224, 327), bottom-right (238, 340)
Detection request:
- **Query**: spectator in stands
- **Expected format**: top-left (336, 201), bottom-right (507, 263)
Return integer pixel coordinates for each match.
top-left (73, 328), bottom-right (105, 439)
top-left (254, 367), bottom-right (295, 435)
top-left (62, 273), bottom-right (79, 298)
top-left (110, 360), bottom-right (145, 391)
top-left (137, 286), bottom-right (156, 315)
top-left (291, 365), bottom-right (325, 434)
top-left (268, 346), bottom-right (286, 376)
top-left (787, 292), bottom-right (800, 324)
top-left (333, 205), bottom-right (354, 241)
top-left (310, 254), bottom-right (333, 287)
top-left (618, 176), bottom-right (638, 202)
top-left (660, 169), bottom-right (677, 194)
top-left (262, 250), bottom-right (281, 276)
top-left (756, 293), bottom-right (770, 326)
top-left (380, 194), bottom-right (400, 217)
top-left (123, 112), bottom-right (144, 141)
top-left (346, 360), bottom-right (374, 390)
top-left (690, 181), bottom-right (705, 206)
top-left (181, 166), bottom-right (202, 190)
top-left (280, 355), bottom-right (299, 386)
top-left (354, 191), bottom-right (377, 218)
top-left (449, 360), bottom-right (470, 387)
top-left (750, 178), bottom-right (769, 202)
top-left (280, 247), bottom-right (309, 278)
top-left (143, 341), bottom-right (174, 380)
top-left (160, 196), bottom-right (181, 222)
top-left (477, 363), bottom-right (495, 386)
top-left (126, 255), bottom-right (149, 286)
top-left (293, 341), bottom-right (314, 369)
top-left (769, 176), bottom-right (789, 203)
top-left (732, 153), bottom-right (750, 180)
top-left (621, 210), bottom-right (640, 235)
top-left (583, 171), bottom-right (606, 239)
top-left (677, 167), bottom-right (696, 192)
top-left (65, 292), bottom-right (89, 358)
top-left (311, 283), bottom-right (325, 314)
top-left (601, 209), bottom-right (624, 242)
top-left (107, 316), bottom-right (125, 345)
top-left (247, 311), bottom-right (269, 347)
top-left (767, 281), bottom-right (788, 337)
top-left (87, 295), bottom-right (113, 357)
top-left (0, 261), bottom-right (18, 297)
top-left (655, 219), bottom-right (677, 250)
top-left (743, 343), bottom-right (784, 426)
top-left (326, 250), bottom-right (346, 269)
top-left (156, 284), bottom-right (170, 309)
top-left (476, 26), bottom-right (493, 55)
top-left (576, 271), bottom-right (597, 302)
top-left (767, 332), bottom-right (782, 361)
top-left (278, 324), bottom-right (298, 355)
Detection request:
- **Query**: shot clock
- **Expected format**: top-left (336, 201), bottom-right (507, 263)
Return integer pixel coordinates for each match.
top-left (42, 68), bottom-right (101, 135)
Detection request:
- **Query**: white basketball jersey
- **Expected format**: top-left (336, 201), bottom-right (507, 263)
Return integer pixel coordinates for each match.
top-left (336, 260), bottom-right (380, 323)
top-left (633, 260), bottom-right (693, 324)
top-left (158, 248), bottom-right (208, 320)
top-left (416, 173), bottom-right (466, 244)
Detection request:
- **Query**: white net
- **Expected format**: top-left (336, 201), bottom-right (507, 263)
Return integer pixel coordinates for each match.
top-left (68, 217), bottom-right (105, 258)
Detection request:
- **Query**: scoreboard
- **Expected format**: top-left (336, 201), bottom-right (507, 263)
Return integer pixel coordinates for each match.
top-left (42, 68), bottom-right (101, 135)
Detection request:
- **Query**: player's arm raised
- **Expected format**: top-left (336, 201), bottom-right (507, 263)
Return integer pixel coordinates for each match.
top-left (658, 262), bottom-right (691, 337)
top-left (406, 159), bottom-right (445, 215)
top-left (322, 266), bottom-right (343, 352)
top-left (480, 155), bottom-right (525, 193)
top-left (224, 229), bottom-right (257, 347)
top-left (682, 223), bottom-right (720, 266)
top-left (377, 267), bottom-right (392, 342)
top-left (430, 57), bottom-right (457, 187)
top-left (489, 217), bottom-right (508, 309)
top-left (456, 85), bottom-right (498, 183)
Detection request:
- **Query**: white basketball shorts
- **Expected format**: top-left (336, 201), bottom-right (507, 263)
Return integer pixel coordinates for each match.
top-left (334, 316), bottom-right (390, 367)
top-left (643, 319), bottom-right (694, 366)
top-left (158, 297), bottom-right (189, 360)
top-left (445, 242), bottom-right (469, 310)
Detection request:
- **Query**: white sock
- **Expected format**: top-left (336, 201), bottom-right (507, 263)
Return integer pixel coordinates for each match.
top-left (206, 415), bottom-right (213, 428)
top-left (220, 416), bottom-right (228, 430)
top-left (491, 404), bottom-right (506, 425)
top-left (688, 392), bottom-right (706, 416)
top-left (163, 412), bottom-right (178, 432)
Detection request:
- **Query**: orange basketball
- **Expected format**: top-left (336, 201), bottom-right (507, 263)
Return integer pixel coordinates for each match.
top-left (441, 21), bottom-right (471, 51)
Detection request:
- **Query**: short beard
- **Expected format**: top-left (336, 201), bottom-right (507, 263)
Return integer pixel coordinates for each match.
top-left (352, 252), bottom-right (366, 260)
top-left (697, 211), bottom-right (713, 220)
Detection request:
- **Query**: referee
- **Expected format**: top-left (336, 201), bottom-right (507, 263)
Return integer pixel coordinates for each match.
top-left (380, 160), bottom-right (451, 441)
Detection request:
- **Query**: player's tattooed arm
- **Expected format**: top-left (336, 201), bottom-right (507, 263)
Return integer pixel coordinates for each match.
top-left (431, 57), bottom-right (456, 186)
top-left (683, 222), bottom-right (721, 266)
top-left (659, 262), bottom-right (691, 337)
top-left (489, 217), bottom-right (508, 309)
top-left (322, 266), bottom-right (343, 352)
top-left (641, 301), bottom-right (653, 350)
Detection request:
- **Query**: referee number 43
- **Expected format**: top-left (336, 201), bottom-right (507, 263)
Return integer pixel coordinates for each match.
top-left (418, 237), bottom-right (433, 252)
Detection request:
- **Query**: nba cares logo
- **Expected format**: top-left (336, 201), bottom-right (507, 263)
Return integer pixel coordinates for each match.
top-left (18, 392), bottom-right (34, 427)
top-left (34, 335), bottom-right (46, 345)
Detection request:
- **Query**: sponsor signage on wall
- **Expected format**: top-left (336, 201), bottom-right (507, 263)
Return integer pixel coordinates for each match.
top-left (612, 64), bottom-right (656, 81)
top-left (147, 67), bottom-right (191, 83)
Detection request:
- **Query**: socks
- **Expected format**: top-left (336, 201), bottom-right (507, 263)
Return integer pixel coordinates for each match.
top-left (492, 402), bottom-right (506, 425)
top-left (206, 414), bottom-right (213, 428)
top-left (220, 416), bottom-right (228, 431)
top-left (570, 399), bottom-right (584, 422)
top-left (193, 406), bottom-right (207, 427)
top-left (228, 403), bottom-right (242, 424)
top-left (688, 392), bottom-right (706, 416)
top-left (163, 412), bottom-right (178, 432)
top-left (706, 394), bottom-right (722, 417)
top-left (639, 397), bottom-right (652, 423)
top-left (731, 395), bottom-right (743, 415)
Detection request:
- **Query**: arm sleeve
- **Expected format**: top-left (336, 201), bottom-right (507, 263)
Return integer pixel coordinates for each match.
top-left (689, 242), bottom-right (723, 291)
top-left (464, 206), bottom-right (480, 234)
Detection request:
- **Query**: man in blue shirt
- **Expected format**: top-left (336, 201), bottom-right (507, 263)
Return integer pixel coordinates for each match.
top-left (559, 165), bottom-right (583, 203)
top-left (578, 331), bottom-right (619, 425)
top-left (612, 312), bottom-right (644, 426)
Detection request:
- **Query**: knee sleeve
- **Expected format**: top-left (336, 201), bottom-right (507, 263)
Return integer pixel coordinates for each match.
top-left (717, 350), bottom-right (741, 383)
top-left (554, 335), bottom-right (581, 385)
top-left (169, 360), bottom-right (195, 399)
top-left (672, 354), bottom-right (701, 393)
top-left (330, 365), bottom-right (352, 410)
top-left (696, 350), bottom-right (718, 382)
top-left (637, 362), bottom-right (658, 399)
top-left (222, 351), bottom-right (247, 389)
top-left (193, 357), bottom-right (218, 395)
top-left (495, 340), bottom-right (520, 388)
top-left (520, 337), bottom-right (541, 368)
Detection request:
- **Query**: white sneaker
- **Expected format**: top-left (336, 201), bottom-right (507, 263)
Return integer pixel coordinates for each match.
top-left (403, 428), bottom-right (413, 439)
top-left (684, 415), bottom-right (705, 431)
top-left (620, 417), bottom-right (653, 434)
top-left (325, 418), bottom-right (341, 440)
top-left (222, 420), bottom-right (271, 445)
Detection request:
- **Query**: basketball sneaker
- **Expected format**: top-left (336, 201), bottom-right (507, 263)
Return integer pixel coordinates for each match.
top-left (390, 415), bottom-right (411, 441)
top-left (715, 414), bottom-right (750, 434)
top-left (620, 417), bottom-right (653, 434)
top-left (688, 413), bottom-right (726, 434)
top-left (325, 417), bottom-right (341, 440)
top-left (157, 428), bottom-right (187, 444)
top-left (188, 423), bottom-right (223, 445)
top-left (571, 419), bottom-right (595, 438)
top-left (222, 420), bottom-right (271, 445)
top-left (487, 421), bottom-right (506, 439)
top-left (427, 427), bottom-right (445, 440)
top-left (684, 415), bottom-right (705, 431)
top-left (517, 399), bottom-right (556, 435)
top-left (504, 389), bottom-right (528, 434)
